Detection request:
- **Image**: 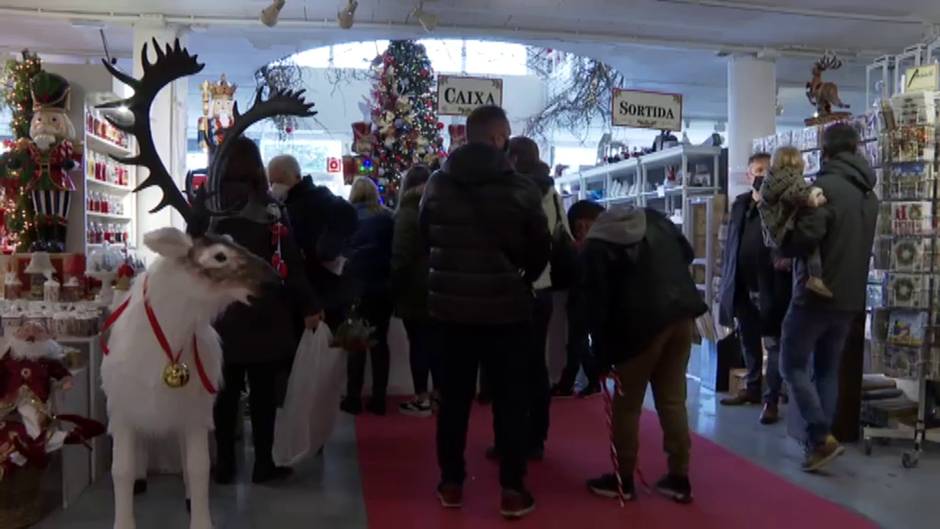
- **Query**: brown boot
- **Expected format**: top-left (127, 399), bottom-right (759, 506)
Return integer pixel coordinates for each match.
top-left (806, 277), bottom-right (834, 298)
top-left (720, 390), bottom-right (761, 406)
top-left (759, 402), bottom-right (780, 425)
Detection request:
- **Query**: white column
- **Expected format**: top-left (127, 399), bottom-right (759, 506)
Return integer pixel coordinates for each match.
top-left (131, 22), bottom-right (189, 253)
top-left (727, 55), bottom-right (776, 202)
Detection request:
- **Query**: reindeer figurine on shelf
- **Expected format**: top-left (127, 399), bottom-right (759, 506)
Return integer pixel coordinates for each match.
top-left (805, 51), bottom-right (850, 118)
top-left (96, 39), bottom-right (315, 529)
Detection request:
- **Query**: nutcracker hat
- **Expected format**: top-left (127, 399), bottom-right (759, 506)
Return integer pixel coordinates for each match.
top-left (30, 72), bottom-right (71, 112)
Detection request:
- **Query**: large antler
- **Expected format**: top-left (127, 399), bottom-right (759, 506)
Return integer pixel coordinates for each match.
top-left (97, 38), bottom-right (205, 224)
top-left (816, 52), bottom-right (843, 72)
top-left (207, 87), bottom-right (317, 210)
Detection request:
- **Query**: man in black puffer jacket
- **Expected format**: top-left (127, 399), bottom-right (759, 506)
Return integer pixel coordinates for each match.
top-left (581, 205), bottom-right (707, 505)
top-left (419, 105), bottom-right (550, 519)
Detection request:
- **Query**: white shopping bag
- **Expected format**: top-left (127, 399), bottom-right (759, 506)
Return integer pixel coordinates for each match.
top-left (273, 324), bottom-right (346, 466)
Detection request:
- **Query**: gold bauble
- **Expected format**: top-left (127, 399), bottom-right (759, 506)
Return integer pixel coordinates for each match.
top-left (162, 362), bottom-right (190, 388)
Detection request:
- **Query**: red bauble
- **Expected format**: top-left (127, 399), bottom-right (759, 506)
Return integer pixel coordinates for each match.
top-left (285, 126), bottom-right (293, 134)
top-left (420, 68), bottom-right (429, 77)
top-left (437, 122), bottom-right (445, 130)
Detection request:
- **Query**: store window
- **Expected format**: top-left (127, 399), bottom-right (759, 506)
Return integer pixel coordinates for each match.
top-left (258, 134), bottom-right (346, 196)
top-left (418, 39), bottom-right (464, 73)
top-left (465, 40), bottom-right (528, 76)
top-left (554, 145), bottom-right (598, 171)
top-left (332, 41), bottom-right (389, 69)
top-left (292, 46), bottom-right (330, 68)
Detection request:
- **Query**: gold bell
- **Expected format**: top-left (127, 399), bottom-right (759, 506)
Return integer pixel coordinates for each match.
top-left (162, 362), bottom-right (191, 388)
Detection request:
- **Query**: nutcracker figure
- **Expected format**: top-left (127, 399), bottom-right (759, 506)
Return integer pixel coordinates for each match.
top-left (197, 74), bottom-right (237, 152)
top-left (27, 72), bottom-right (78, 253)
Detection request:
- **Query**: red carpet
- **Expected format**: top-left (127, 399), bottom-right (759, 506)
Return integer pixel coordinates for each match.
top-left (355, 398), bottom-right (877, 529)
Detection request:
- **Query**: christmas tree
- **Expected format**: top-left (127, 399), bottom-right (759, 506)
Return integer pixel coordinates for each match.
top-left (370, 40), bottom-right (445, 205)
top-left (0, 50), bottom-right (42, 252)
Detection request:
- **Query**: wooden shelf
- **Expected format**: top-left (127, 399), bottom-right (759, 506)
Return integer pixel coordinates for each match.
top-left (86, 179), bottom-right (132, 192)
top-left (86, 211), bottom-right (131, 221)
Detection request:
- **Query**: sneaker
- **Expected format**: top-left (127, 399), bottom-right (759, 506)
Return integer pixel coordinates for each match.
top-left (212, 461), bottom-right (236, 485)
top-left (366, 397), bottom-right (386, 416)
top-left (807, 276), bottom-right (834, 299)
top-left (486, 445), bottom-right (544, 461)
top-left (719, 391), bottom-right (761, 406)
top-left (252, 463), bottom-right (293, 484)
top-left (759, 402), bottom-right (780, 425)
top-left (802, 435), bottom-right (846, 472)
top-left (437, 483), bottom-right (463, 508)
top-left (499, 489), bottom-right (535, 519)
top-left (340, 396), bottom-right (362, 415)
top-left (550, 384), bottom-right (575, 398)
top-left (577, 384), bottom-right (601, 398)
top-left (399, 398), bottom-right (433, 417)
top-left (655, 474), bottom-right (693, 504)
top-left (587, 473), bottom-right (636, 500)
top-left (133, 479), bottom-right (148, 495)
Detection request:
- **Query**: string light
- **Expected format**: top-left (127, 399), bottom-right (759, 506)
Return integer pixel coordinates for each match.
top-left (0, 50), bottom-right (42, 251)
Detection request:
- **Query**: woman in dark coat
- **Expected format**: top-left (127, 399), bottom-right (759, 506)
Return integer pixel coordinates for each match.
top-left (390, 165), bottom-right (441, 417)
top-left (340, 176), bottom-right (395, 416)
top-left (212, 137), bottom-right (320, 484)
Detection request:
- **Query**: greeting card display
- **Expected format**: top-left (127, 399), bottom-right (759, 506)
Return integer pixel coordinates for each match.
top-left (889, 126), bottom-right (936, 162)
top-left (803, 150), bottom-right (821, 176)
top-left (887, 310), bottom-right (929, 347)
top-left (752, 137), bottom-right (764, 154)
top-left (890, 237), bottom-right (936, 271)
top-left (891, 201), bottom-right (933, 235)
top-left (884, 161), bottom-right (934, 200)
top-left (802, 125), bottom-right (819, 151)
top-left (885, 272), bottom-right (927, 309)
top-left (883, 345), bottom-right (920, 378)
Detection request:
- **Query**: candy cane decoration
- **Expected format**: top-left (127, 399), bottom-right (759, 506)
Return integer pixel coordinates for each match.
top-left (601, 372), bottom-right (627, 506)
top-left (601, 371), bottom-right (650, 506)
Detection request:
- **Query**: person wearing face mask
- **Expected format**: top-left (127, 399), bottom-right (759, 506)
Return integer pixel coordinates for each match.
top-left (419, 105), bottom-right (550, 519)
top-left (267, 155), bottom-right (359, 331)
top-left (717, 152), bottom-right (792, 426)
top-left (212, 138), bottom-right (321, 485)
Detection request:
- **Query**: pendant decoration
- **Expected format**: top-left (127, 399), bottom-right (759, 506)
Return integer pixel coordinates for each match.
top-left (162, 362), bottom-right (191, 388)
top-left (271, 221), bottom-right (288, 279)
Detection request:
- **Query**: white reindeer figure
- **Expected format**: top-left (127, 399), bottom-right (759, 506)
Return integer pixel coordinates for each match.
top-left (97, 39), bottom-right (315, 529)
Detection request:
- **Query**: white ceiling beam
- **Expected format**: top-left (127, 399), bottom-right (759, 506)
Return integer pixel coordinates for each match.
top-left (0, 6), bottom-right (887, 60)
top-left (656, 0), bottom-right (931, 25)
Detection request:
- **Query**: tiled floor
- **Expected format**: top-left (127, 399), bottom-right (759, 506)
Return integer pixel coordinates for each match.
top-left (34, 381), bottom-right (939, 529)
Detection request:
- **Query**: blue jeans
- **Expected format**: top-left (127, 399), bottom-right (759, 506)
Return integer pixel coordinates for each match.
top-left (780, 305), bottom-right (854, 447)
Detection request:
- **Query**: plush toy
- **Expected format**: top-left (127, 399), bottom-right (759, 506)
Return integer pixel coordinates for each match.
top-left (0, 322), bottom-right (104, 482)
top-left (27, 72), bottom-right (78, 253)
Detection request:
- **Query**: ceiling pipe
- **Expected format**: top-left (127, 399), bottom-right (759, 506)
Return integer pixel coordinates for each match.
top-left (0, 6), bottom-right (885, 60)
top-left (656, 0), bottom-right (930, 25)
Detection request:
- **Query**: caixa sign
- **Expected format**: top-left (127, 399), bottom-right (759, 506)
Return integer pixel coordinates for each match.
top-left (437, 75), bottom-right (504, 116)
top-left (612, 88), bottom-right (683, 131)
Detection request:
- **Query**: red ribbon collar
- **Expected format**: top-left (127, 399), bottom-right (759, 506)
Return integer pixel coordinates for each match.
top-left (101, 276), bottom-right (217, 394)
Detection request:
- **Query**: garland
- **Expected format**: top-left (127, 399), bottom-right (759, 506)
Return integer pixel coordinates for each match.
top-left (524, 48), bottom-right (626, 142)
top-left (0, 50), bottom-right (43, 251)
top-left (254, 58), bottom-right (305, 140)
